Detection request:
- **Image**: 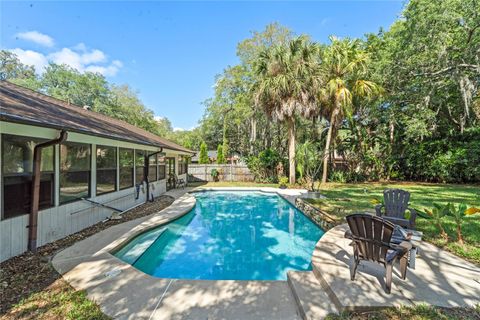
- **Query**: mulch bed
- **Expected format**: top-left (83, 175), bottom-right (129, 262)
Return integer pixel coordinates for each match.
top-left (0, 195), bottom-right (175, 316)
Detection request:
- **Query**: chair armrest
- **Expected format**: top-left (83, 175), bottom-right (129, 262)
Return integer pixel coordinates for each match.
top-left (344, 230), bottom-right (353, 239)
top-left (407, 208), bottom-right (417, 228)
top-left (387, 241), bottom-right (412, 263)
top-left (375, 204), bottom-right (384, 217)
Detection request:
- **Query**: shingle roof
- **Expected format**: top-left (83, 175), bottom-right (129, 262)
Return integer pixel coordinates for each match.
top-left (0, 81), bottom-right (193, 154)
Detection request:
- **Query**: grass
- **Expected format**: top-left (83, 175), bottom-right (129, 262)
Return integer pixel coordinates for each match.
top-left (303, 182), bottom-right (480, 264)
top-left (326, 304), bottom-right (480, 320)
top-left (2, 280), bottom-right (109, 320)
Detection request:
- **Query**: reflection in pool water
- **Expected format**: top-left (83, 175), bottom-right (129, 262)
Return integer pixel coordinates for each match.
top-left (115, 191), bottom-right (324, 280)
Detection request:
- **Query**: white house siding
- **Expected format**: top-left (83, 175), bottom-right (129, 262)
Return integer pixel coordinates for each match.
top-left (0, 215), bottom-right (28, 262)
top-left (0, 121), bottom-right (188, 262)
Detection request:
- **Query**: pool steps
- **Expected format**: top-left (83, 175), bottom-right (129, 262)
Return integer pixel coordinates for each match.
top-left (130, 227), bottom-right (168, 266)
top-left (114, 227), bottom-right (167, 265)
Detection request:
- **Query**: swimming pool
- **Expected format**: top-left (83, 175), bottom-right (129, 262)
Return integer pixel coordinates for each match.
top-left (114, 191), bottom-right (324, 281)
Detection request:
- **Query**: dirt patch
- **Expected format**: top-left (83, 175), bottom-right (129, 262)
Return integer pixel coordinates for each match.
top-left (0, 195), bottom-right (174, 317)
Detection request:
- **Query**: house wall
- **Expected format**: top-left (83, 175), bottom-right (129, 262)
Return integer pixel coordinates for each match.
top-left (0, 121), bottom-right (187, 262)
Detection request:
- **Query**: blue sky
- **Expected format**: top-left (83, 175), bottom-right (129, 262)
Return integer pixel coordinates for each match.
top-left (1, 1), bottom-right (404, 130)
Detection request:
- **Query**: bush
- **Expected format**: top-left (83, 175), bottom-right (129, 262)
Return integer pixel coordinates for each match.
top-left (210, 168), bottom-right (219, 181)
top-left (246, 148), bottom-right (282, 183)
top-left (329, 170), bottom-right (347, 183)
top-left (399, 128), bottom-right (480, 183)
top-left (278, 176), bottom-right (289, 187)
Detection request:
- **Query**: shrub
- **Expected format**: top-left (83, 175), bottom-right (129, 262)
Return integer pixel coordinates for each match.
top-left (210, 168), bottom-right (219, 181)
top-left (295, 141), bottom-right (323, 191)
top-left (246, 148), bottom-right (281, 183)
top-left (329, 170), bottom-right (347, 183)
top-left (399, 128), bottom-right (480, 183)
top-left (278, 176), bottom-right (289, 187)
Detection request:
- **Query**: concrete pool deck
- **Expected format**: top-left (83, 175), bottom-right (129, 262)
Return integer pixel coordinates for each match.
top-left (300, 224), bottom-right (480, 316)
top-left (52, 187), bottom-right (308, 320)
top-left (52, 187), bottom-right (480, 319)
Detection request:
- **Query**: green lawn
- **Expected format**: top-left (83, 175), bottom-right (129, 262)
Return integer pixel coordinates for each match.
top-left (4, 279), bottom-right (109, 320)
top-left (304, 182), bottom-right (480, 264)
top-left (327, 304), bottom-right (480, 320)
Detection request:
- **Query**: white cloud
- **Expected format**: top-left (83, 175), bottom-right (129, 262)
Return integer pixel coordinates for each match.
top-left (16, 31), bottom-right (54, 47)
top-left (173, 127), bottom-right (185, 132)
top-left (48, 48), bottom-right (121, 76)
top-left (81, 49), bottom-right (107, 64)
top-left (85, 62), bottom-right (121, 76)
top-left (9, 42), bottom-right (123, 77)
top-left (73, 43), bottom-right (87, 52)
top-left (10, 48), bottom-right (48, 72)
top-left (48, 48), bottom-right (83, 70)
top-left (10, 43), bottom-right (123, 77)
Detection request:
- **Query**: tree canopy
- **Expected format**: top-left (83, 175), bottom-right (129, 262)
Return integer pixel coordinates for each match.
top-left (2, 0), bottom-right (479, 184)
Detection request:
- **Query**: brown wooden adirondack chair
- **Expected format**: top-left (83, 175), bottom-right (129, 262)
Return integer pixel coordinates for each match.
top-left (345, 214), bottom-right (412, 294)
top-left (375, 189), bottom-right (417, 229)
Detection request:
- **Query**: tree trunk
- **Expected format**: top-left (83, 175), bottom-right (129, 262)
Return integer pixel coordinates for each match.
top-left (287, 118), bottom-right (296, 184)
top-left (265, 121), bottom-right (271, 149)
top-left (389, 120), bottom-right (395, 146)
top-left (322, 108), bottom-right (339, 184)
top-left (250, 117), bottom-right (256, 155)
top-left (456, 224), bottom-right (464, 246)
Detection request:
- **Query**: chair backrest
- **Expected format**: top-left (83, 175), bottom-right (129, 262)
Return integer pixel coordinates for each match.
top-left (346, 214), bottom-right (395, 264)
top-left (383, 189), bottom-right (410, 218)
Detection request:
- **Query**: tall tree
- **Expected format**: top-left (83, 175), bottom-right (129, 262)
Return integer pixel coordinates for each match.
top-left (199, 141), bottom-right (209, 164)
top-left (320, 37), bottom-right (380, 183)
top-left (217, 144), bottom-right (225, 164)
top-left (253, 36), bottom-right (321, 184)
top-left (0, 50), bottom-right (40, 89)
top-left (41, 63), bottom-right (110, 108)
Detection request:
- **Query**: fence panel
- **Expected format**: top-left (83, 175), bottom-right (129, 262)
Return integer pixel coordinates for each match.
top-left (188, 164), bottom-right (254, 182)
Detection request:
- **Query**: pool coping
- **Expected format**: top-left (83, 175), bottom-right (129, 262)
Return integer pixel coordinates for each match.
top-left (52, 187), bottom-right (316, 319)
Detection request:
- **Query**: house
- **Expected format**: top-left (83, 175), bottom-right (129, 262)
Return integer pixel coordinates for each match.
top-left (0, 81), bottom-right (194, 262)
top-left (190, 150), bottom-right (241, 164)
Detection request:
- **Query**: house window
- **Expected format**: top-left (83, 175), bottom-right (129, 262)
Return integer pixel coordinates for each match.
top-left (148, 153), bottom-right (157, 182)
top-left (1, 134), bottom-right (54, 219)
top-left (60, 142), bottom-right (91, 204)
top-left (135, 150), bottom-right (145, 184)
top-left (178, 156), bottom-right (187, 175)
top-left (96, 145), bottom-right (117, 195)
top-left (119, 148), bottom-right (134, 190)
top-left (157, 153), bottom-right (166, 180)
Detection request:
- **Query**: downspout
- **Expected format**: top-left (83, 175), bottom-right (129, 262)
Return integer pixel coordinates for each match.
top-left (28, 130), bottom-right (68, 252)
top-left (144, 148), bottom-right (163, 203)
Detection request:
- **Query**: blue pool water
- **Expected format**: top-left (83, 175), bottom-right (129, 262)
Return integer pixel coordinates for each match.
top-left (114, 191), bottom-right (324, 280)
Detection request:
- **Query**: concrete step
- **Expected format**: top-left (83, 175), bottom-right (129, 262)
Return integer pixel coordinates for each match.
top-left (287, 271), bottom-right (339, 320)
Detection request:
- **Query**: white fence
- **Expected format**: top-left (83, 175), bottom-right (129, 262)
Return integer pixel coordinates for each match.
top-left (188, 164), bottom-right (254, 182)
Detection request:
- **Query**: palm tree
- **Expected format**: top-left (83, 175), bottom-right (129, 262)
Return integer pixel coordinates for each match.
top-left (253, 36), bottom-right (321, 184)
top-left (319, 37), bottom-right (380, 184)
